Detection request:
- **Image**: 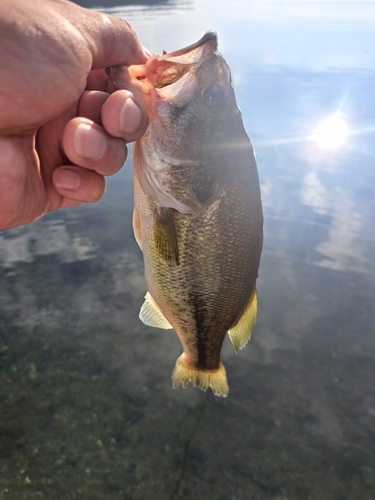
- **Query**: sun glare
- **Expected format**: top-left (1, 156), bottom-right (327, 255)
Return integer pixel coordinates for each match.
top-left (312, 114), bottom-right (348, 150)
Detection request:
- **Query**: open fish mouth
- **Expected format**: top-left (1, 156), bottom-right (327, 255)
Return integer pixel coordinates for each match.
top-left (160, 30), bottom-right (217, 63)
top-left (106, 30), bottom-right (219, 99)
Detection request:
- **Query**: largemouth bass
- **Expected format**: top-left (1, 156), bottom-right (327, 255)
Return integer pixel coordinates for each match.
top-left (108, 31), bottom-right (263, 396)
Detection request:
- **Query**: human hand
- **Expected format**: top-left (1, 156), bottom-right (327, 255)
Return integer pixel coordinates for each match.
top-left (0, 0), bottom-right (149, 230)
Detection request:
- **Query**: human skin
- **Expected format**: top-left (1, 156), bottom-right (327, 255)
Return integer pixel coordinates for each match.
top-left (0, 0), bottom-right (149, 230)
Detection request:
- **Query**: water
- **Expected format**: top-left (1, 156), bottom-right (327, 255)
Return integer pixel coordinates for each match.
top-left (1, 1), bottom-right (374, 498)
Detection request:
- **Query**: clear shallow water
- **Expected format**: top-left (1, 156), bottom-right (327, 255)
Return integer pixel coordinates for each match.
top-left (1, 1), bottom-right (375, 498)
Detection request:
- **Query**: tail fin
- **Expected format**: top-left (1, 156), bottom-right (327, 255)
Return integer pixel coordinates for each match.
top-left (171, 355), bottom-right (229, 397)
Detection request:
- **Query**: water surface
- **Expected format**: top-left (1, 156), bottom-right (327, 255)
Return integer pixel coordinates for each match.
top-left (0, 1), bottom-right (374, 498)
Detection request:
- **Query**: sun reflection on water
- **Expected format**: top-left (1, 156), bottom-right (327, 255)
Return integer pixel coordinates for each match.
top-left (312, 113), bottom-right (348, 150)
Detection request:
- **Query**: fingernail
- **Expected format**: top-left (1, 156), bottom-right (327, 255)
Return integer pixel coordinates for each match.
top-left (53, 168), bottom-right (81, 190)
top-left (120, 97), bottom-right (142, 134)
top-left (74, 123), bottom-right (107, 160)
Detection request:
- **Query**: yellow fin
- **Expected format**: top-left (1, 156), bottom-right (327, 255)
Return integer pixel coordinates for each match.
top-left (139, 292), bottom-right (173, 329)
top-left (171, 354), bottom-right (229, 397)
top-left (228, 290), bottom-right (258, 353)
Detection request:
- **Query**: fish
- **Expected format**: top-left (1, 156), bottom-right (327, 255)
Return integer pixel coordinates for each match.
top-left (107, 31), bottom-right (263, 396)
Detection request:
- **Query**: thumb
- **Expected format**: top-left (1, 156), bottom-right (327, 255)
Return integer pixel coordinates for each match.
top-left (73, 7), bottom-right (149, 69)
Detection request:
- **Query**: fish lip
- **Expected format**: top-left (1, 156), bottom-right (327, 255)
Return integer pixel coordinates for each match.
top-left (105, 31), bottom-right (218, 89)
top-left (167, 30), bottom-right (218, 58)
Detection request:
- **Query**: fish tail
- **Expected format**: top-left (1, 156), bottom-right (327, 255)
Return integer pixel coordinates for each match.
top-left (171, 354), bottom-right (229, 397)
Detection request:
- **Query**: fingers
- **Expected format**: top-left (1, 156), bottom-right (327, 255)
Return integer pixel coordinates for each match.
top-left (76, 8), bottom-right (149, 68)
top-left (52, 165), bottom-right (106, 205)
top-left (86, 70), bottom-right (113, 93)
top-left (91, 16), bottom-right (150, 68)
top-left (101, 90), bottom-right (148, 143)
top-left (43, 0), bottom-right (149, 69)
top-left (61, 117), bottom-right (127, 177)
top-left (53, 87), bottom-right (148, 204)
top-left (78, 90), bottom-right (108, 123)
top-left (78, 89), bottom-right (148, 141)
top-left (52, 117), bottom-right (124, 203)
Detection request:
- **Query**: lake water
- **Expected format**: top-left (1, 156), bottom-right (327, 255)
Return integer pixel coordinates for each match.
top-left (1, 1), bottom-right (375, 499)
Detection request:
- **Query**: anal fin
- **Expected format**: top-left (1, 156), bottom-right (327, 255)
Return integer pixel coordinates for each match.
top-left (228, 290), bottom-right (258, 353)
top-left (139, 292), bottom-right (173, 329)
top-left (171, 354), bottom-right (229, 397)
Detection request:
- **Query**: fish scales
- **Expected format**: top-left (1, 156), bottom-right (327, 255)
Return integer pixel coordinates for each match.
top-left (108, 31), bottom-right (263, 396)
top-left (138, 159), bottom-right (261, 364)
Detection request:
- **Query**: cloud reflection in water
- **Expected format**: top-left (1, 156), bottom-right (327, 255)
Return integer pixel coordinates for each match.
top-left (0, 218), bottom-right (97, 268)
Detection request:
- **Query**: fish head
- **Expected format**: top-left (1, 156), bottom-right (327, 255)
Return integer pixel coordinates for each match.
top-left (108, 32), bottom-right (246, 213)
top-left (149, 33), bottom-right (240, 159)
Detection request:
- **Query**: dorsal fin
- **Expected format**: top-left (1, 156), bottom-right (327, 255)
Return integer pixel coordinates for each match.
top-left (139, 292), bottom-right (173, 329)
top-left (228, 291), bottom-right (257, 353)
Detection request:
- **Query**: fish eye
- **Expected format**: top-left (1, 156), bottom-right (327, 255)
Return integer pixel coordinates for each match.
top-left (202, 84), bottom-right (228, 111)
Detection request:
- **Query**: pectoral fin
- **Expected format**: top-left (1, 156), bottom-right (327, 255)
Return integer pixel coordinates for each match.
top-left (228, 290), bottom-right (257, 353)
top-left (153, 207), bottom-right (179, 265)
top-left (139, 292), bottom-right (173, 329)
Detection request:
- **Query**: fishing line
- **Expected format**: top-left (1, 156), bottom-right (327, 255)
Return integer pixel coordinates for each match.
top-left (169, 390), bottom-right (210, 500)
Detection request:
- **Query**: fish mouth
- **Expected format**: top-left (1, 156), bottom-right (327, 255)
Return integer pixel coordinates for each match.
top-left (141, 31), bottom-right (218, 91)
top-left (166, 30), bottom-right (218, 60)
top-left (106, 31), bottom-right (218, 94)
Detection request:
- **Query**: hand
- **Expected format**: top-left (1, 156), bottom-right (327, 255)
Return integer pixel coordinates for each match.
top-left (0, 0), bottom-right (149, 230)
